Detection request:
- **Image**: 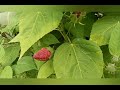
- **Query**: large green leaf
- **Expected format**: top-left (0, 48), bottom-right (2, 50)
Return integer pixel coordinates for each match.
top-left (0, 44), bottom-right (20, 67)
top-left (90, 16), bottom-right (120, 46)
top-left (10, 11), bottom-right (63, 59)
top-left (0, 45), bottom-right (5, 59)
top-left (0, 66), bottom-right (13, 78)
top-left (109, 23), bottom-right (120, 56)
top-left (37, 59), bottom-right (54, 78)
top-left (53, 38), bottom-right (103, 79)
top-left (12, 56), bottom-right (37, 74)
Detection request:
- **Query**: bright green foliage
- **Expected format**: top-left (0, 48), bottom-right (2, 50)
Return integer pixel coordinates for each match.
top-left (37, 59), bottom-right (54, 78)
top-left (0, 66), bottom-right (13, 78)
top-left (0, 44), bottom-right (20, 67)
top-left (0, 11), bottom-right (120, 79)
top-left (53, 38), bottom-right (103, 79)
top-left (90, 16), bottom-right (120, 46)
top-left (12, 56), bottom-right (37, 75)
top-left (10, 11), bottom-right (63, 59)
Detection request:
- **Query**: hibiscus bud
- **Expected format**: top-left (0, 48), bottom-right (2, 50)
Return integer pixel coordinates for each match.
top-left (33, 47), bottom-right (54, 61)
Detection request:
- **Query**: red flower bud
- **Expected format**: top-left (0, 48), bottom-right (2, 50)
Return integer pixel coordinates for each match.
top-left (33, 48), bottom-right (52, 61)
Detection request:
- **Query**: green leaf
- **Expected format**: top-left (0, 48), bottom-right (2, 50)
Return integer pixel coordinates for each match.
top-left (12, 56), bottom-right (37, 74)
top-left (37, 59), bottom-right (54, 78)
top-left (0, 66), bottom-right (13, 78)
top-left (53, 38), bottom-right (103, 79)
top-left (40, 33), bottom-right (60, 46)
top-left (109, 22), bottom-right (120, 56)
top-left (90, 16), bottom-right (120, 46)
top-left (0, 45), bottom-right (5, 59)
top-left (0, 43), bottom-right (20, 67)
top-left (10, 11), bottom-right (63, 59)
top-left (31, 40), bottom-right (42, 53)
top-left (65, 22), bottom-right (84, 38)
top-left (34, 60), bottom-right (46, 70)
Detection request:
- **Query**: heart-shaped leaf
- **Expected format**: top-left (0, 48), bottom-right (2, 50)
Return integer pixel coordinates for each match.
top-left (53, 38), bottom-right (104, 79)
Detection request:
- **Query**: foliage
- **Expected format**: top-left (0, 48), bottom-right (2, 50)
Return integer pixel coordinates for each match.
top-left (0, 11), bottom-right (119, 78)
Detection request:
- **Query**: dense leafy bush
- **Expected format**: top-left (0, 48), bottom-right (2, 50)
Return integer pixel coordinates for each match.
top-left (0, 11), bottom-right (119, 78)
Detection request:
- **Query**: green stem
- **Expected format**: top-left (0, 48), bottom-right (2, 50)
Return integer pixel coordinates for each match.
top-left (66, 33), bottom-right (72, 43)
top-left (57, 29), bottom-right (71, 43)
top-left (59, 30), bottom-right (68, 42)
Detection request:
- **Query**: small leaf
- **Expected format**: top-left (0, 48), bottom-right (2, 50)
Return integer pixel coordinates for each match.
top-left (34, 60), bottom-right (46, 70)
top-left (0, 43), bottom-right (20, 67)
top-left (40, 33), bottom-right (60, 46)
top-left (31, 40), bottom-right (43, 53)
top-left (12, 56), bottom-right (37, 74)
top-left (0, 66), bottom-right (13, 78)
top-left (37, 59), bottom-right (54, 78)
top-left (53, 38), bottom-right (104, 79)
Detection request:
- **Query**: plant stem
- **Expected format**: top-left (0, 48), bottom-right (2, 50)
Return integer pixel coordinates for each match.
top-left (59, 30), bottom-right (67, 41)
top-left (58, 30), bottom-right (71, 43)
top-left (62, 30), bottom-right (72, 43)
